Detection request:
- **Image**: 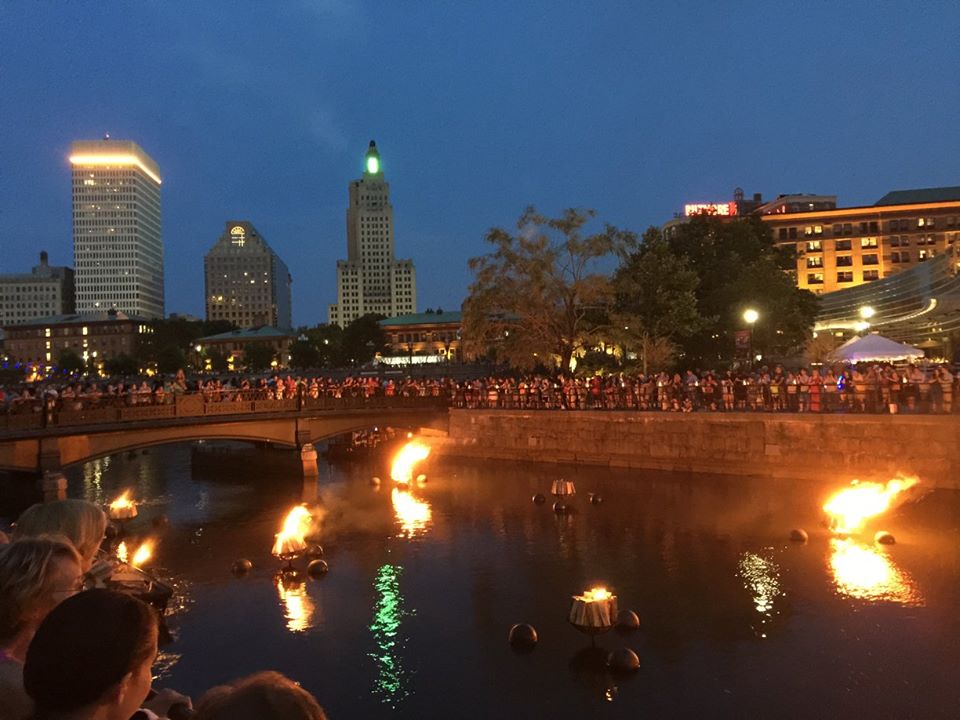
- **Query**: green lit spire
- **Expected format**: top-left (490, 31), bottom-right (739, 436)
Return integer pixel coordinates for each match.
top-left (365, 140), bottom-right (381, 175)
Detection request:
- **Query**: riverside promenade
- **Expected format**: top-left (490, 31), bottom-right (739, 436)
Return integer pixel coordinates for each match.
top-left (436, 409), bottom-right (960, 489)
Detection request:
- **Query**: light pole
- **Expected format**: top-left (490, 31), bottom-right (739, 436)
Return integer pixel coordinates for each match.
top-left (743, 308), bottom-right (759, 367)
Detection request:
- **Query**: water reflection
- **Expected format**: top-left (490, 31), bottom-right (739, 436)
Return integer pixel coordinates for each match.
top-left (737, 551), bottom-right (783, 637)
top-left (369, 564), bottom-right (412, 706)
top-left (275, 573), bottom-right (317, 633)
top-left (391, 488), bottom-right (431, 538)
top-left (828, 538), bottom-right (923, 606)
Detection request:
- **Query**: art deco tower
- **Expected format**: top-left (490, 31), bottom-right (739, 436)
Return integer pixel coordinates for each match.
top-left (328, 140), bottom-right (416, 326)
top-left (70, 138), bottom-right (164, 318)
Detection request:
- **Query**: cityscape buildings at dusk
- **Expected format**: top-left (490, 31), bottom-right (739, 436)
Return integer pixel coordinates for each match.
top-left (328, 141), bottom-right (417, 326)
top-left (70, 138), bottom-right (164, 319)
top-left (204, 221), bottom-right (292, 329)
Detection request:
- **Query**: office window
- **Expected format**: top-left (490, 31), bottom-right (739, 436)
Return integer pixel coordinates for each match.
top-left (919, 249), bottom-right (933, 261)
top-left (837, 271), bottom-right (854, 283)
top-left (843, 223), bottom-right (853, 235)
top-left (863, 270), bottom-right (880, 281)
top-left (861, 237), bottom-right (878, 248)
top-left (807, 256), bottom-right (823, 268)
top-left (835, 239), bottom-right (852, 251)
top-left (833, 224), bottom-right (843, 235)
top-left (900, 251), bottom-right (910, 262)
top-left (891, 252), bottom-right (901, 263)
top-left (890, 236), bottom-right (900, 247)
top-left (869, 221), bottom-right (878, 233)
top-left (862, 254), bottom-right (879, 265)
top-left (806, 240), bottom-right (822, 252)
top-left (836, 255), bottom-right (853, 267)
top-left (806, 272), bottom-right (824, 285)
top-left (778, 228), bottom-right (787, 240)
top-left (788, 227), bottom-right (797, 239)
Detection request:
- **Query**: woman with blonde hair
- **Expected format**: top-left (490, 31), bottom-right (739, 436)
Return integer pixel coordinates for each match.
top-left (0, 536), bottom-right (84, 719)
top-left (13, 500), bottom-right (107, 572)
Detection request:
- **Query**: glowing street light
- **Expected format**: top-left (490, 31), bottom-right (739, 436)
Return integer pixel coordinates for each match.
top-left (743, 308), bottom-right (759, 325)
top-left (859, 306), bottom-right (875, 320)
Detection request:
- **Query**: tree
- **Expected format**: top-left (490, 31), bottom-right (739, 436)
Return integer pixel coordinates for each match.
top-left (666, 215), bottom-right (819, 365)
top-left (156, 345), bottom-right (186, 375)
top-left (104, 354), bottom-right (139, 377)
top-left (58, 349), bottom-right (86, 375)
top-left (463, 207), bottom-right (635, 371)
top-left (243, 343), bottom-right (276, 373)
top-left (289, 339), bottom-right (321, 369)
top-left (611, 227), bottom-right (703, 373)
top-left (339, 314), bottom-right (387, 366)
top-left (207, 348), bottom-right (229, 373)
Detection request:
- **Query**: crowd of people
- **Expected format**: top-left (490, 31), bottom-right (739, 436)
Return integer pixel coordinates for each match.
top-left (0, 363), bottom-right (957, 418)
top-left (0, 500), bottom-right (328, 720)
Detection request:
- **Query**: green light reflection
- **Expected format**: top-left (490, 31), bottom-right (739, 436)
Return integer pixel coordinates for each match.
top-left (369, 563), bottom-right (412, 706)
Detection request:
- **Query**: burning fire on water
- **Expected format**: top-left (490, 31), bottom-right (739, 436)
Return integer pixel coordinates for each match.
top-left (272, 505), bottom-right (313, 558)
top-left (822, 475), bottom-right (918, 534)
top-left (391, 488), bottom-right (432, 538)
top-left (108, 490), bottom-right (137, 520)
top-left (390, 441), bottom-right (430, 485)
top-left (117, 539), bottom-right (154, 567)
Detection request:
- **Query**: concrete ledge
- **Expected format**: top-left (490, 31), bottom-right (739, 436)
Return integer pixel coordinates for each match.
top-left (434, 410), bottom-right (960, 489)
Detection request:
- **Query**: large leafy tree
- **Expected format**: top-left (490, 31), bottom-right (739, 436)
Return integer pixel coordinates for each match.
top-left (611, 227), bottom-right (703, 373)
top-left (463, 207), bottom-right (635, 371)
top-left (667, 215), bottom-right (819, 365)
top-left (57, 349), bottom-right (86, 375)
top-left (243, 343), bottom-right (276, 372)
top-left (339, 314), bottom-right (388, 366)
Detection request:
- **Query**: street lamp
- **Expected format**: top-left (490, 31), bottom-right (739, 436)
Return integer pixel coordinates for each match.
top-left (743, 309), bottom-right (759, 367)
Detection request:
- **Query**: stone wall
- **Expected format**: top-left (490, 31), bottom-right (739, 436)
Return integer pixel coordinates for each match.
top-left (436, 410), bottom-right (960, 488)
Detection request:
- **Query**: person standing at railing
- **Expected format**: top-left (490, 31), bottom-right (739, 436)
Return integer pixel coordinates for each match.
top-left (937, 366), bottom-right (954, 413)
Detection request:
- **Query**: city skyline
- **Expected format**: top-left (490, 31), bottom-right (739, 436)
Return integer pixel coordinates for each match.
top-left (1, 2), bottom-right (958, 327)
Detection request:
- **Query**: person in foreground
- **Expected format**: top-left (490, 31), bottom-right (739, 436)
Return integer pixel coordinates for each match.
top-left (0, 537), bottom-right (83, 720)
top-left (23, 589), bottom-right (188, 720)
top-left (193, 671), bottom-right (327, 720)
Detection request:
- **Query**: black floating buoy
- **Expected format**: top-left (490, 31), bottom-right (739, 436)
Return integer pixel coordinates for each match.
top-left (151, 515), bottom-right (170, 530)
top-left (104, 523), bottom-right (119, 540)
top-left (553, 501), bottom-right (568, 514)
top-left (508, 623), bottom-right (538, 652)
top-left (789, 529), bottom-right (809, 543)
top-left (590, 494), bottom-right (604, 506)
top-left (875, 531), bottom-right (896, 545)
top-left (306, 544), bottom-right (325, 559)
top-left (607, 647), bottom-right (640, 673)
top-left (616, 609), bottom-right (640, 632)
top-left (307, 559), bottom-right (329, 578)
top-left (532, 493), bottom-right (546, 505)
top-left (231, 559), bottom-right (253, 576)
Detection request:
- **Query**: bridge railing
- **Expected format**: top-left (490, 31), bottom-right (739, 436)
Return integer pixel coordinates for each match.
top-left (0, 390), bottom-right (450, 435)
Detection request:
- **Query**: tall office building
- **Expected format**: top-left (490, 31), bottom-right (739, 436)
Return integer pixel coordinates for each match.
top-left (70, 138), bottom-right (164, 318)
top-left (328, 140), bottom-right (416, 326)
top-left (204, 221), bottom-right (293, 329)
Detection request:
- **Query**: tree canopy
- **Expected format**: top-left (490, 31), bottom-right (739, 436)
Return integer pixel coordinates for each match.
top-left (462, 207), bottom-right (635, 371)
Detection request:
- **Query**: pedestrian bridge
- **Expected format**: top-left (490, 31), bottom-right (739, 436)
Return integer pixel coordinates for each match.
top-left (0, 395), bottom-right (449, 475)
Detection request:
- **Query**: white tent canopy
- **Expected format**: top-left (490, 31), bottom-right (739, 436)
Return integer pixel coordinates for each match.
top-left (827, 333), bottom-right (924, 363)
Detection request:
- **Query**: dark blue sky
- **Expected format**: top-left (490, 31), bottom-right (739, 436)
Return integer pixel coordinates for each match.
top-left (2, 1), bottom-right (958, 327)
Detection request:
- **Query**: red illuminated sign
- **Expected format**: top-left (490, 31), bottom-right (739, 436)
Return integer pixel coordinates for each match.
top-left (684, 202), bottom-right (737, 217)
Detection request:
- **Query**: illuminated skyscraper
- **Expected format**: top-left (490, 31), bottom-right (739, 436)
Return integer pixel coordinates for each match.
top-left (204, 221), bottom-right (292, 329)
top-left (328, 140), bottom-right (416, 326)
top-left (70, 138), bottom-right (164, 318)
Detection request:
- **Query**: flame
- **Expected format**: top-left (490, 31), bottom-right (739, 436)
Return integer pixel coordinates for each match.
top-left (390, 441), bottom-right (431, 485)
top-left (823, 476), bottom-right (918, 534)
top-left (117, 540), bottom-right (128, 564)
top-left (272, 505), bottom-right (312, 557)
top-left (577, 587), bottom-right (612, 602)
top-left (829, 538), bottom-right (922, 605)
top-left (108, 490), bottom-right (137, 518)
top-left (275, 574), bottom-right (315, 633)
top-left (131, 539), bottom-right (154, 568)
top-left (391, 488), bottom-right (432, 538)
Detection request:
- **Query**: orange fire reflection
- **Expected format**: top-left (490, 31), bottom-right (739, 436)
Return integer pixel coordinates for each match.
top-left (131, 539), bottom-right (155, 568)
top-left (391, 488), bottom-right (432, 538)
top-left (275, 574), bottom-right (316, 633)
top-left (390, 441), bottom-right (430, 485)
top-left (829, 538), bottom-right (922, 605)
top-left (823, 476), bottom-right (918, 534)
top-left (272, 505), bottom-right (313, 558)
top-left (108, 490), bottom-right (137, 520)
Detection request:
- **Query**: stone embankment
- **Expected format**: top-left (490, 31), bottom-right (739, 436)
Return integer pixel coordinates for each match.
top-left (433, 410), bottom-right (959, 488)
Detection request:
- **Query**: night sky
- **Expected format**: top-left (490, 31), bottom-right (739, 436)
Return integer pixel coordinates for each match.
top-left (2, 1), bottom-right (958, 327)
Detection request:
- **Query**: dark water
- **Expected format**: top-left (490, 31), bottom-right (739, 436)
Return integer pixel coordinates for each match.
top-left (4, 443), bottom-right (960, 719)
